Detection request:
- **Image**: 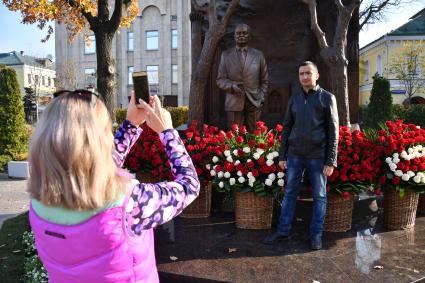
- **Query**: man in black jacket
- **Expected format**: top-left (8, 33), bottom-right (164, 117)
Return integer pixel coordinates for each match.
top-left (263, 61), bottom-right (339, 250)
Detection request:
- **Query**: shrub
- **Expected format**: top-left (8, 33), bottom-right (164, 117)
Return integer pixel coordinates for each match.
top-left (165, 106), bottom-right (188, 128)
top-left (0, 65), bottom-right (28, 170)
top-left (23, 231), bottom-right (48, 282)
top-left (392, 104), bottom-right (407, 121)
top-left (404, 104), bottom-right (425, 128)
top-left (115, 108), bottom-right (127, 125)
top-left (363, 74), bottom-right (393, 129)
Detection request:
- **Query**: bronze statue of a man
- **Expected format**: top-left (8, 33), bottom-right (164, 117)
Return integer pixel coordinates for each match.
top-left (217, 23), bottom-right (269, 132)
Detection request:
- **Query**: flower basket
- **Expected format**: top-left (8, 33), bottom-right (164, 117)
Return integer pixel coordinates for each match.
top-left (384, 188), bottom-right (419, 230)
top-left (324, 193), bottom-right (354, 232)
top-left (235, 191), bottom-right (273, 229)
top-left (136, 172), bottom-right (161, 183)
top-left (180, 182), bottom-right (212, 218)
top-left (418, 194), bottom-right (425, 214)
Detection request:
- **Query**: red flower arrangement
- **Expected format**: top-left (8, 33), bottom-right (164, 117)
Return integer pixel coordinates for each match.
top-left (183, 121), bottom-right (225, 187)
top-left (327, 127), bottom-right (381, 198)
top-left (374, 120), bottom-right (425, 195)
top-left (210, 121), bottom-right (285, 196)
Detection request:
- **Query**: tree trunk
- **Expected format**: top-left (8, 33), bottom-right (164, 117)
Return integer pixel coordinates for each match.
top-left (328, 62), bottom-right (350, 126)
top-left (188, 25), bottom-right (225, 123)
top-left (94, 30), bottom-right (116, 118)
top-left (190, 11), bottom-right (204, 74)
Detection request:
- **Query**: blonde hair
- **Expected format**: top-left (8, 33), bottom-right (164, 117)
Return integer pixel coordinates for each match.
top-left (28, 93), bottom-right (129, 210)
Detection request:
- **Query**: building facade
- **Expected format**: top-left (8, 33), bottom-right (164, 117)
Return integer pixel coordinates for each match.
top-left (55, 0), bottom-right (191, 108)
top-left (359, 9), bottom-right (425, 105)
top-left (0, 51), bottom-right (56, 97)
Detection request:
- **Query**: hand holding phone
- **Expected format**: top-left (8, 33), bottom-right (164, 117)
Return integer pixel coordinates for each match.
top-left (132, 71), bottom-right (150, 104)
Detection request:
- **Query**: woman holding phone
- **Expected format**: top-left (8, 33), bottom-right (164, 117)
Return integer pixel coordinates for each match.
top-left (28, 90), bottom-right (200, 282)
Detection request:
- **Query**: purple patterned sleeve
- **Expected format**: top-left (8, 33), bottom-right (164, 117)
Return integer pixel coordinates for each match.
top-left (125, 129), bottom-right (200, 236)
top-left (113, 119), bottom-right (142, 167)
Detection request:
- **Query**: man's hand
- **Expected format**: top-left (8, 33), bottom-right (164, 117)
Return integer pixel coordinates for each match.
top-left (323, 165), bottom-right (334, 177)
top-left (279, 161), bottom-right (287, 170)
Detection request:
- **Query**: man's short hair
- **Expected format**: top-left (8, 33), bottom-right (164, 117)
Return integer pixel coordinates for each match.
top-left (299, 61), bottom-right (318, 72)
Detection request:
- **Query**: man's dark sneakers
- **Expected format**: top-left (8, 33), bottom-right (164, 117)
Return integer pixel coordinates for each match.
top-left (262, 231), bottom-right (290, 245)
top-left (310, 234), bottom-right (322, 250)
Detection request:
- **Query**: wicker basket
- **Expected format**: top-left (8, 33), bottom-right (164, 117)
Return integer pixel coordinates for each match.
top-left (417, 194), bottom-right (425, 214)
top-left (384, 189), bottom-right (419, 230)
top-left (235, 191), bottom-right (273, 229)
top-left (324, 193), bottom-right (354, 232)
top-left (180, 182), bottom-right (212, 218)
top-left (135, 172), bottom-right (161, 183)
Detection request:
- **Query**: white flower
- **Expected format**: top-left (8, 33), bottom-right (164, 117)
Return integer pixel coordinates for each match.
top-left (393, 153), bottom-right (399, 159)
top-left (266, 159), bottom-right (274, 167)
top-left (247, 172), bottom-right (253, 178)
top-left (277, 172), bottom-right (285, 178)
top-left (217, 171), bottom-right (224, 178)
top-left (224, 172), bottom-right (231, 178)
top-left (278, 179), bottom-right (285, 186)
top-left (248, 179), bottom-right (255, 187)
top-left (395, 170), bottom-right (403, 177)
top-left (230, 178), bottom-right (236, 185)
top-left (237, 170), bottom-right (243, 177)
top-left (238, 176), bottom-right (246, 183)
top-left (212, 156), bottom-right (219, 163)
top-left (243, 147), bottom-right (251, 153)
top-left (210, 170), bottom-right (216, 176)
top-left (413, 175), bottom-right (421, 183)
top-left (256, 148), bottom-right (265, 155)
top-left (224, 150), bottom-right (231, 157)
top-left (267, 153), bottom-right (274, 160)
top-left (401, 174), bottom-right (410, 181)
top-left (233, 149), bottom-right (239, 156)
top-left (407, 171), bottom-right (415, 177)
top-left (268, 173), bottom-right (276, 181)
top-left (417, 126), bottom-right (421, 129)
top-left (273, 151), bottom-right (279, 158)
top-left (265, 179), bottom-right (273, 186)
top-left (393, 158), bottom-right (400, 164)
top-left (247, 159), bottom-right (252, 163)
top-left (407, 148), bottom-right (414, 154)
top-left (219, 181), bottom-right (224, 188)
top-left (226, 156), bottom-right (233, 163)
top-left (248, 176), bottom-right (256, 183)
top-left (385, 157), bottom-right (392, 164)
top-left (400, 151), bottom-right (408, 159)
top-left (234, 160), bottom-right (241, 165)
top-left (389, 163), bottom-right (397, 171)
top-left (421, 177), bottom-right (425, 184)
top-left (253, 153), bottom-right (261, 160)
top-left (206, 164), bottom-right (211, 170)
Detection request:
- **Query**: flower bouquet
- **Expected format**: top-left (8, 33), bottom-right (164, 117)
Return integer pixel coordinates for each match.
top-left (208, 121), bottom-right (285, 229)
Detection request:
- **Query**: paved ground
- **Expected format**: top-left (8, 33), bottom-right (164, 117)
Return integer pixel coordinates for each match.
top-left (0, 174), bottom-right (28, 229)
top-left (155, 196), bottom-right (425, 283)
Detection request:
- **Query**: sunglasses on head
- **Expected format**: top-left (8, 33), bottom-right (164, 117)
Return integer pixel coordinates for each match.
top-left (53, 89), bottom-right (100, 107)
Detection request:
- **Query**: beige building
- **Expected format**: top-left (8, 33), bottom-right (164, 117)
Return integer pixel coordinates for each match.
top-left (0, 51), bottom-right (56, 97)
top-left (55, 0), bottom-right (191, 107)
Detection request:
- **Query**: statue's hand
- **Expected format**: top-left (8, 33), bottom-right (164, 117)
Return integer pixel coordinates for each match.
top-left (232, 83), bottom-right (244, 95)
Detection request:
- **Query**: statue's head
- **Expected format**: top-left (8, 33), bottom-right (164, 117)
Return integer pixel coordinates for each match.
top-left (234, 24), bottom-right (251, 47)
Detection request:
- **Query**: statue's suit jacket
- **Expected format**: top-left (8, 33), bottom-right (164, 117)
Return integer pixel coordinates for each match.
top-left (217, 47), bottom-right (269, 111)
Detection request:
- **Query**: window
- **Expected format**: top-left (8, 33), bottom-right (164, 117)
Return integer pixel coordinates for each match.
top-left (146, 65), bottom-right (159, 85)
top-left (128, 32), bottom-right (134, 51)
top-left (84, 68), bottom-right (96, 86)
top-left (365, 60), bottom-right (369, 81)
top-left (28, 74), bottom-right (31, 84)
top-left (42, 76), bottom-right (45, 86)
top-left (172, 64), bottom-right (178, 84)
top-left (172, 29), bottom-right (178, 49)
top-left (48, 77), bottom-right (51, 87)
top-left (35, 75), bottom-right (39, 85)
top-left (128, 66), bottom-right (134, 85)
top-left (84, 34), bottom-right (96, 54)
top-left (377, 55), bottom-right (382, 75)
top-left (146, 31), bottom-right (159, 50)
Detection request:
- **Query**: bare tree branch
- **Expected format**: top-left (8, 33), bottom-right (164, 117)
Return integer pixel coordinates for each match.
top-left (359, 0), bottom-right (411, 30)
top-left (302, 0), bottom-right (329, 49)
top-left (209, 0), bottom-right (218, 25)
top-left (222, 0), bottom-right (240, 27)
top-left (191, 0), bottom-right (208, 13)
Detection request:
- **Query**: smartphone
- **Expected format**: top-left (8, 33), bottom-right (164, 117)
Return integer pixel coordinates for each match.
top-left (132, 71), bottom-right (150, 104)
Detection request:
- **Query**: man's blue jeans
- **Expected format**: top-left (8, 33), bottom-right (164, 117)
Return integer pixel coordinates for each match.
top-left (277, 156), bottom-right (327, 236)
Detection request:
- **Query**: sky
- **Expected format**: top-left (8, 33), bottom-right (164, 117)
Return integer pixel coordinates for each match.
top-left (0, 2), bottom-right (424, 60)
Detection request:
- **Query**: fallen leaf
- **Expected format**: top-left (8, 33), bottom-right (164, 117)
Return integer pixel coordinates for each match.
top-left (169, 256), bottom-right (178, 261)
top-left (373, 265), bottom-right (384, 270)
top-left (228, 248), bottom-right (237, 253)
